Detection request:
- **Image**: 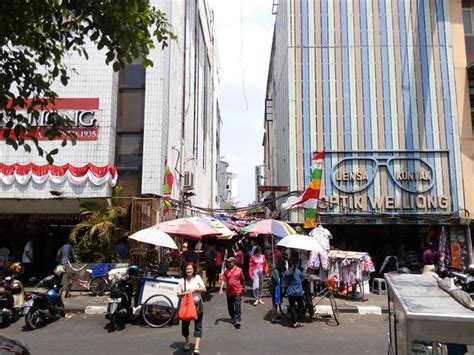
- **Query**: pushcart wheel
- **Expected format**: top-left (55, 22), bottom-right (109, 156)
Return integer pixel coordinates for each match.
top-left (90, 277), bottom-right (107, 295)
top-left (141, 294), bottom-right (174, 328)
top-left (327, 293), bottom-right (340, 326)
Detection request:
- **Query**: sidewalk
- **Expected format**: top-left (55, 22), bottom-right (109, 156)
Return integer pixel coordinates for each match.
top-left (25, 287), bottom-right (389, 315)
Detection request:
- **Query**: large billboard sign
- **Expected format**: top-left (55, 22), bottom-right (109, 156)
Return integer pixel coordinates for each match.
top-left (319, 151), bottom-right (452, 213)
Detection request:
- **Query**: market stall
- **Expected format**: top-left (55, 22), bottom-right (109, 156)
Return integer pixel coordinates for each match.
top-left (325, 250), bottom-right (375, 300)
top-left (385, 273), bottom-right (474, 355)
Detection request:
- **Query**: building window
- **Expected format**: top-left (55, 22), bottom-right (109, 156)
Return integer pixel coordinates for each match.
top-left (265, 98), bottom-right (273, 121)
top-left (117, 90), bottom-right (145, 132)
top-left (119, 65), bottom-right (146, 89)
top-left (116, 133), bottom-right (143, 169)
top-left (463, 9), bottom-right (473, 35)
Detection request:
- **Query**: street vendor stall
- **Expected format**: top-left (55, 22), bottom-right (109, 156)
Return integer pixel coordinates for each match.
top-left (385, 273), bottom-right (474, 355)
top-left (325, 250), bottom-right (375, 300)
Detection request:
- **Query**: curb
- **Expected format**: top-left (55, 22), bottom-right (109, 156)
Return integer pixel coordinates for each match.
top-left (71, 305), bottom-right (388, 315)
top-left (315, 305), bottom-right (387, 315)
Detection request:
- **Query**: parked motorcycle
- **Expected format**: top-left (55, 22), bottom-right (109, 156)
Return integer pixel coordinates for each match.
top-left (444, 264), bottom-right (474, 296)
top-left (23, 265), bottom-right (66, 330)
top-left (0, 263), bottom-right (25, 327)
top-left (105, 265), bottom-right (138, 331)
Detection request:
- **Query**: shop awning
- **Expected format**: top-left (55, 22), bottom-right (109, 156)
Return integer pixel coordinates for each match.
top-left (0, 213), bottom-right (81, 223)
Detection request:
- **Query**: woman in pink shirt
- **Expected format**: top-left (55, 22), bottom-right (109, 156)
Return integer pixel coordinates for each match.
top-left (248, 246), bottom-right (269, 306)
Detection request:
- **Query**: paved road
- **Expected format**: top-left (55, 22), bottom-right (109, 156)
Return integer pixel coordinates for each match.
top-left (2, 291), bottom-right (388, 355)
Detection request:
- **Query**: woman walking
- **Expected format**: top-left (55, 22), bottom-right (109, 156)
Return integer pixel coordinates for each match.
top-left (178, 262), bottom-right (206, 354)
top-left (283, 259), bottom-right (305, 328)
top-left (249, 246), bottom-right (269, 306)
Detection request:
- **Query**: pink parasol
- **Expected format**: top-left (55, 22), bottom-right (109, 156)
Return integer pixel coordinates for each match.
top-left (152, 217), bottom-right (222, 240)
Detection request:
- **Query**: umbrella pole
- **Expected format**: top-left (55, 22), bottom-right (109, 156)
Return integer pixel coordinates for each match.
top-left (271, 234), bottom-right (275, 265)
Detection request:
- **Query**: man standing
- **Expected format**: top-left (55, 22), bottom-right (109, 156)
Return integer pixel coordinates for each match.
top-left (22, 239), bottom-right (33, 282)
top-left (204, 243), bottom-right (217, 289)
top-left (219, 257), bottom-right (245, 329)
top-left (57, 240), bottom-right (75, 264)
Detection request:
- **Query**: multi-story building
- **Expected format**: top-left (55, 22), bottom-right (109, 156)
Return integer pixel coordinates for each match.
top-left (0, 0), bottom-right (220, 272)
top-left (264, 0), bottom-right (473, 268)
top-left (218, 160), bottom-right (238, 208)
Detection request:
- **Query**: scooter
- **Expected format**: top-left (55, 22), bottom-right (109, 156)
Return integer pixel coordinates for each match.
top-left (0, 263), bottom-right (25, 327)
top-left (105, 265), bottom-right (138, 331)
top-left (23, 265), bottom-right (66, 330)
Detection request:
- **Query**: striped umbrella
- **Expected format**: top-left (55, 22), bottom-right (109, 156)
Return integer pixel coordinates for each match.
top-left (192, 216), bottom-right (236, 240)
top-left (241, 219), bottom-right (296, 239)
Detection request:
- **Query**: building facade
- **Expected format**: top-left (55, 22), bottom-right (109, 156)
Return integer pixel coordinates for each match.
top-left (218, 160), bottom-right (238, 208)
top-left (0, 0), bottom-right (220, 271)
top-left (264, 0), bottom-right (474, 268)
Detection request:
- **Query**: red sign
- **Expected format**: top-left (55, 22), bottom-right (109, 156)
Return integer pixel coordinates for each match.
top-left (0, 127), bottom-right (98, 141)
top-left (7, 98), bottom-right (99, 110)
top-left (258, 185), bottom-right (289, 192)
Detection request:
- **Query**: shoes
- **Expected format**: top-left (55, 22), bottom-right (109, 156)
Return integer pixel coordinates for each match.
top-left (193, 349), bottom-right (200, 354)
top-left (183, 343), bottom-right (190, 351)
top-left (258, 299), bottom-right (264, 305)
top-left (297, 322), bottom-right (304, 327)
top-left (234, 322), bottom-right (241, 329)
top-left (270, 319), bottom-right (281, 324)
top-left (253, 300), bottom-right (259, 306)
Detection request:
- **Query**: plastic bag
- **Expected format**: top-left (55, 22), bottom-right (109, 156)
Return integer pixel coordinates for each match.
top-left (274, 278), bottom-right (281, 305)
top-left (178, 293), bottom-right (198, 321)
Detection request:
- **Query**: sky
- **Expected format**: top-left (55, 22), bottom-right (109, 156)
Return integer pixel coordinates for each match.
top-left (210, 0), bottom-right (275, 207)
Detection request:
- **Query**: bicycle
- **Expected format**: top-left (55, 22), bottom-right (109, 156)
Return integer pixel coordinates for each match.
top-left (279, 278), bottom-right (340, 326)
top-left (63, 262), bottom-right (110, 298)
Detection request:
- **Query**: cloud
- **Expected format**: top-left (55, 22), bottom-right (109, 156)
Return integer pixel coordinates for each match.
top-left (210, 0), bottom-right (274, 206)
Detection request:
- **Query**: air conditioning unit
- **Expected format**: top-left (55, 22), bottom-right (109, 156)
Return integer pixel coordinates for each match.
top-left (183, 171), bottom-right (194, 189)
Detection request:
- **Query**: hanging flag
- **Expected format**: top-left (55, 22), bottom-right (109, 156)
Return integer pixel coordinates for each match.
top-left (281, 151), bottom-right (324, 228)
top-left (161, 159), bottom-right (174, 216)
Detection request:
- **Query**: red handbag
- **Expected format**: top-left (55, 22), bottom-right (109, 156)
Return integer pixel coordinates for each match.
top-left (178, 281), bottom-right (198, 321)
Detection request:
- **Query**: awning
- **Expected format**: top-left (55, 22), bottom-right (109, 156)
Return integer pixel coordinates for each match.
top-left (0, 213), bottom-right (81, 223)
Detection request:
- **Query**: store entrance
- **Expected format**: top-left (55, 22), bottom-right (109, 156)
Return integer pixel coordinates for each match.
top-left (326, 224), bottom-right (441, 277)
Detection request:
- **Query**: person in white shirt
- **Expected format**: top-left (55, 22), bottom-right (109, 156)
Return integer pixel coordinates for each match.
top-left (177, 262), bottom-right (206, 354)
top-left (22, 239), bottom-right (33, 281)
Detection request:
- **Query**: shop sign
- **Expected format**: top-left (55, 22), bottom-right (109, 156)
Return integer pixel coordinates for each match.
top-left (1, 98), bottom-right (99, 141)
top-left (325, 154), bottom-right (451, 212)
top-left (258, 185), bottom-right (288, 192)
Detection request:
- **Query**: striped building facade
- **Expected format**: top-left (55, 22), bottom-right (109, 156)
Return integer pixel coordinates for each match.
top-left (265, 0), bottom-right (474, 223)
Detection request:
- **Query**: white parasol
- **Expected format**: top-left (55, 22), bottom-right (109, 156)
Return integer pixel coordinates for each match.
top-left (276, 234), bottom-right (324, 253)
top-left (128, 228), bottom-right (178, 249)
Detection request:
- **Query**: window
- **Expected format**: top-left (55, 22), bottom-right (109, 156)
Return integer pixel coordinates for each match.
top-left (116, 133), bottom-right (143, 169)
top-left (463, 9), bottom-right (473, 35)
top-left (265, 98), bottom-right (274, 121)
top-left (117, 90), bottom-right (145, 132)
top-left (119, 65), bottom-right (146, 89)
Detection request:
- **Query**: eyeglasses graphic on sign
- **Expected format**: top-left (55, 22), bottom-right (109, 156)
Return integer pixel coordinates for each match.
top-left (331, 157), bottom-right (435, 194)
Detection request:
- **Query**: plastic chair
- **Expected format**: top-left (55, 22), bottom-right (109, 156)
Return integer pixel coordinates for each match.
top-left (371, 278), bottom-right (387, 295)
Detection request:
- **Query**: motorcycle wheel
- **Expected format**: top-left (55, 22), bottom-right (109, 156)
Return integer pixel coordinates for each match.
top-left (25, 306), bottom-right (43, 330)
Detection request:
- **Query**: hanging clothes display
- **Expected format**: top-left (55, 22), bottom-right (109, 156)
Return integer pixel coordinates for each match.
top-left (307, 225), bottom-right (332, 270)
top-left (327, 250), bottom-right (375, 284)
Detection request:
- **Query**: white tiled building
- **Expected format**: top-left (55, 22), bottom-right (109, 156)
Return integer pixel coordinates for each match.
top-left (0, 0), bottom-right (220, 213)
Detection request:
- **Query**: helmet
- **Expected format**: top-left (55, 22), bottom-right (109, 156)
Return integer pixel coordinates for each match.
top-left (9, 262), bottom-right (23, 275)
top-left (127, 265), bottom-right (139, 277)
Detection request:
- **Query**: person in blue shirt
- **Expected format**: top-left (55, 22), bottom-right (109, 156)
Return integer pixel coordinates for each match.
top-left (283, 259), bottom-right (305, 328)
